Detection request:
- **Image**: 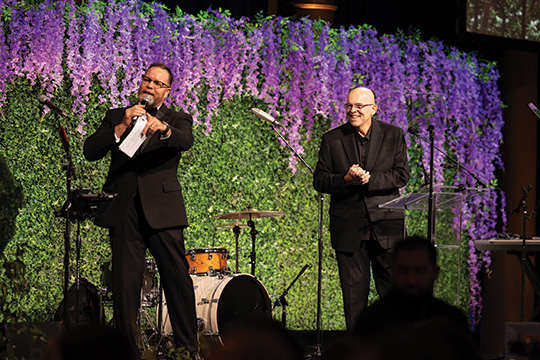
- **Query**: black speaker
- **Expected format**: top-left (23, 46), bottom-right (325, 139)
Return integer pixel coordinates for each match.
top-left (3, 322), bottom-right (63, 360)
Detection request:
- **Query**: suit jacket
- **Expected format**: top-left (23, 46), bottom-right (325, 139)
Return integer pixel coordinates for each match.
top-left (313, 120), bottom-right (409, 252)
top-left (83, 105), bottom-right (194, 229)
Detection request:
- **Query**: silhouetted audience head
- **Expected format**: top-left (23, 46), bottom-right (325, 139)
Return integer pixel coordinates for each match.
top-left (339, 236), bottom-right (481, 360)
top-left (323, 318), bottom-right (481, 360)
top-left (208, 318), bottom-right (304, 360)
top-left (391, 235), bottom-right (440, 299)
top-left (45, 323), bottom-right (138, 360)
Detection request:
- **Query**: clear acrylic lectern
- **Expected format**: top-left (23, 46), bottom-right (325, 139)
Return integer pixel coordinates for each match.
top-left (379, 184), bottom-right (487, 306)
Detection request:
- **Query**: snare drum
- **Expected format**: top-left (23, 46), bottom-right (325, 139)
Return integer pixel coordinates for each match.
top-left (186, 248), bottom-right (229, 275)
top-left (160, 274), bottom-right (271, 346)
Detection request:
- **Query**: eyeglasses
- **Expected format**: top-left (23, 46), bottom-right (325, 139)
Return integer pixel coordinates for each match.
top-left (141, 75), bottom-right (170, 89)
top-left (345, 103), bottom-right (373, 111)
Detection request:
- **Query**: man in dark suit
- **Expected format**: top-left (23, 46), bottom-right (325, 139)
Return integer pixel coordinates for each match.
top-left (84, 63), bottom-right (198, 357)
top-left (313, 87), bottom-right (409, 332)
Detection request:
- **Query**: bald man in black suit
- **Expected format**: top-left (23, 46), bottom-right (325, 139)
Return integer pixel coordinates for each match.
top-left (313, 87), bottom-right (410, 332)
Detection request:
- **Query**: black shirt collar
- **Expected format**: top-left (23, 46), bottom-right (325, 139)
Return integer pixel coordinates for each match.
top-left (355, 126), bottom-right (372, 141)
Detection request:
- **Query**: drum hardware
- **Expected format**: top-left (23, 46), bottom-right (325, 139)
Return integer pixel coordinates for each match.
top-left (272, 264), bottom-right (310, 328)
top-left (97, 259), bottom-right (199, 356)
top-left (98, 257), bottom-right (161, 330)
top-left (217, 221), bottom-right (249, 273)
top-left (137, 305), bottom-right (159, 351)
top-left (214, 205), bottom-right (286, 276)
top-left (197, 318), bottom-right (206, 332)
top-left (199, 297), bottom-right (219, 304)
top-left (98, 260), bottom-right (114, 322)
top-left (141, 258), bottom-right (160, 306)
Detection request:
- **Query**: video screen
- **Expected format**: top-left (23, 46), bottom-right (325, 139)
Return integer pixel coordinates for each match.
top-left (466, 0), bottom-right (540, 42)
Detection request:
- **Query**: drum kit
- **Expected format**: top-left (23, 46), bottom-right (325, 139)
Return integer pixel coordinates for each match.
top-left (99, 205), bottom-right (287, 350)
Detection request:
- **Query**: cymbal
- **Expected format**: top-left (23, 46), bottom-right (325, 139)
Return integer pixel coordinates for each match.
top-left (216, 221), bottom-right (249, 229)
top-left (214, 206), bottom-right (286, 220)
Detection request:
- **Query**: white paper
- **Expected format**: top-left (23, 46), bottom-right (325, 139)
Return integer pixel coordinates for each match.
top-left (119, 115), bottom-right (148, 158)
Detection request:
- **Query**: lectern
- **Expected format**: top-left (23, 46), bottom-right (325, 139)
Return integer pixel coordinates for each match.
top-left (380, 184), bottom-right (487, 305)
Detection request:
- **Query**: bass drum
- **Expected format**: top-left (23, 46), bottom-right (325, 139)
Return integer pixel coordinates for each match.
top-left (160, 274), bottom-right (271, 346)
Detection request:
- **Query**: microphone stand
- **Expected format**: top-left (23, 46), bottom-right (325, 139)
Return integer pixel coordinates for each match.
top-left (510, 185), bottom-right (532, 321)
top-left (269, 124), bottom-right (325, 357)
top-left (409, 126), bottom-right (487, 243)
top-left (273, 264), bottom-right (310, 327)
top-left (528, 200), bottom-right (540, 221)
top-left (408, 128), bottom-right (486, 189)
top-left (427, 125), bottom-right (435, 243)
top-left (52, 114), bottom-right (77, 329)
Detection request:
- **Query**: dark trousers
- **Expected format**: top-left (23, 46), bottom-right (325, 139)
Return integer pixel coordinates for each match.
top-left (335, 219), bottom-right (404, 332)
top-left (110, 193), bottom-right (197, 353)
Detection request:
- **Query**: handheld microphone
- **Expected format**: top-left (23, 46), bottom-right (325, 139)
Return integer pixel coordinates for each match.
top-left (141, 94), bottom-right (152, 107)
top-left (37, 95), bottom-right (69, 117)
top-left (251, 108), bottom-right (282, 127)
top-left (132, 95), bottom-right (153, 125)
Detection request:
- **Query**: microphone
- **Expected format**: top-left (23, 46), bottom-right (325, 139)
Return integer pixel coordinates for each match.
top-left (251, 108), bottom-right (282, 127)
top-left (141, 94), bottom-right (152, 107)
top-left (38, 95), bottom-right (68, 117)
top-left (528, 102), bottom-right (540, 119)
top-left (407, 127), bottom-right (420, 136)
top-left (131, 95), bottom-right (153, 125)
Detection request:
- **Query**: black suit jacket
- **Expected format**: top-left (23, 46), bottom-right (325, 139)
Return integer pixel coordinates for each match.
top-left (313, 120), bottom-right (409, 252)
top-left (83, 105), bottom-right (194, 229)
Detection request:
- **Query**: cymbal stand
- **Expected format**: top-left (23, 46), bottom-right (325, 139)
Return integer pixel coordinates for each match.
top-left (247, 215), bottom-right (258, 276)
top-left (268, 124), bottom-right (324, 356)
top-left (233, 224), bottom-right (241, 273)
